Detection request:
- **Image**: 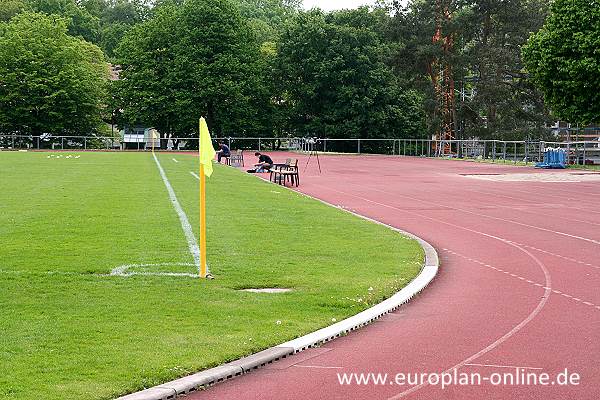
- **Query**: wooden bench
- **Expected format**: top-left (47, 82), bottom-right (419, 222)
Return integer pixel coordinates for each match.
top-left (269, 159), bottom-right (299, 187)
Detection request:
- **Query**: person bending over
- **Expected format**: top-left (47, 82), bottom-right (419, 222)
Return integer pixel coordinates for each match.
top-left (248, 152), bottom-right (273, 173)
top-left (216, 142), bottom-right (231, 163)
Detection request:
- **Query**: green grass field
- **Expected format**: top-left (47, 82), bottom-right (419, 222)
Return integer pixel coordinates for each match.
top-left (0, 151), bottom-right (423, 400)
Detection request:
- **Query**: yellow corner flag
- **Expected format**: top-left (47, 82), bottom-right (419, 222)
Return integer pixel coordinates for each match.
top-left (198, 117), bottom-right (215, 278)
top-left (199, 117), bottom-right (216, 177)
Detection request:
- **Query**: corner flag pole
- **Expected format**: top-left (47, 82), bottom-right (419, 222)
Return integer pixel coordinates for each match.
top-left (199, 164), bottom-right (207, 278)
top-left (199, 121), bottom-right (207, 278)
top-left (198, 117), bottom-right (216, 278)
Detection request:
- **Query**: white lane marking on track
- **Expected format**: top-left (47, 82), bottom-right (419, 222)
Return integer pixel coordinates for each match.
top-left (293, 365), bottom-right (343, 369)
top-left (389, 252), bottom-right (551, 398)
top-left (464, 363), bottom-right (543, 370)
top-left (153, 153), bottom-right (201, 270)
top-left (302, 184), bottom-right (554, 399)
top-left (172, 158), bottom-right (179, 163)
top-left (463, 188), bottom-right (600, 221)
top-left (506, 240), bottom-right (599, 271)
top-left (467, 183), bottom-right (600, 208)
top-left (444, 249), bottom-right (599, 311)
top-left (360, 185), bottom-right (600, 246)
top-left (442, 235), bottom-right (595, 271)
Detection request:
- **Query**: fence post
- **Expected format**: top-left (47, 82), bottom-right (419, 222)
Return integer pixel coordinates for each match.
top-left (538, 141), bottom-right (543, 162)
top-left (524, 141), bottom-right (529, 165)
top-left (503, 142), bottom-right (507, 162)
top-left (323, 139), bottom-right (327, 153)
top-left (513, 142), bottom-right (517, 163)
top-left (427, 140), bottom-right (431, 157)
top-left (258, 138), bottom-right (261, 151)
top-left (357, 139), bottom-right (361, 154)
top-left (228, 137), bottom-right (231, 149)
top-left (566, 142), bottom-right (570, 165)
top-left (12, 135), bottom-right (15, 149)
top-left (583, 142), bottom-right (587, 165)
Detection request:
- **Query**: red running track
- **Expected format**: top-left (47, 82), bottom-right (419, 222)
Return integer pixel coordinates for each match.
top-left (186, 155), bottom-right (600, 400)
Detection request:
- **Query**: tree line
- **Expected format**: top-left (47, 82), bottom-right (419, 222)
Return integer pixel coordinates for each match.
top-left (0, 0), bottom-right (597, 141)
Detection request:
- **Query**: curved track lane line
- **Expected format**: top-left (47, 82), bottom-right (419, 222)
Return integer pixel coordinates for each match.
top-left (302, 185), bottom-right (553, 399)
top-left (359, 184), bottom-right (600, 245)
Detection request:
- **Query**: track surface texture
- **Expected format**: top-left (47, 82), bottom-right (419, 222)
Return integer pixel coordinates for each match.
top-left (185, 154), bottom-right (600, 400)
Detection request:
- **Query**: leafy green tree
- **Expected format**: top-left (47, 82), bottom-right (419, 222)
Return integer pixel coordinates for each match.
top-left (26, 0), bottom-right (101, 42)
top-left (96, 0), bottom-right (149, 57)
top-left (0, 12), bottom-right (108, 136)
top-left (0, 0), bottom-right (25, 21)
top-left (114, 0), bottom-right (272, 138)
top-left (234, 0), bottom-right (300, 44)
top-left (523, 0), bottom-right (600, 124)
top-left (276, 8), bottom-right (424, 140)
top-left (383, 0), bottom-right (552, 140)
top-left (457, 0), bottom-right (552, 139)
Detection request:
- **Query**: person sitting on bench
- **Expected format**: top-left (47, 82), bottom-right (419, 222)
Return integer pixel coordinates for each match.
top-left (216, 142), bottom-right (231, 163)
top-left (248, 152), bottom-right (273, 173)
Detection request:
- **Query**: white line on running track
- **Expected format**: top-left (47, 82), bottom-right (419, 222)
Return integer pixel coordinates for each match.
top-left (506, 240), bottom-right (599, 270)
top-left (465, 187), bottom-right (600, 216)
top-left (300, 184), bottom-right (553, 400)
top-left (359, 184), bottom-right (600, 246)
top-left (464, 363), bottom-right (543, 370)
top-left (293, 365), bottom-right (343, 369)
top-left (153, 153), bottom-right (201, 270)
top-left (444, 248), bottom-right (599, 311)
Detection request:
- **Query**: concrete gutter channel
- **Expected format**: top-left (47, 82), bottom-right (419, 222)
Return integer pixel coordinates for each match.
top-left (118, 187), bottom-right (440, 400)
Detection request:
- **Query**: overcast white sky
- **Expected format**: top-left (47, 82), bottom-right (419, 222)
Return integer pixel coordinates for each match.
top-left (302, 0), bottom-right (376, 11)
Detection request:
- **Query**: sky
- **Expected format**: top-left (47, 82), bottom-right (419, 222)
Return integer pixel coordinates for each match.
top-left (302, 0), bottom-right (377, 11)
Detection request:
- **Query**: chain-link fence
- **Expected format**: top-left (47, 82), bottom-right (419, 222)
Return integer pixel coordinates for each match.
top-left (2, 134), bottom-right (599, 165)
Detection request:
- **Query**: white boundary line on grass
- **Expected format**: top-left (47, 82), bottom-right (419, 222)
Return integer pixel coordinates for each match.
top-left (151, 153), bottom-right (202, 271)
top-left (3, 154), bottom-right (202, 279)
top-left (1, 263), bottom-right (197, 278)
top-left (110, 263), bottom-right (198, 278)
top-left (116, 170), bottom-right (439, 400)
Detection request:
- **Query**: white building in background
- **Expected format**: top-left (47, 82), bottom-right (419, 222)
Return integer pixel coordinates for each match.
top-left (120, 127), bottom-right (161, 150)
